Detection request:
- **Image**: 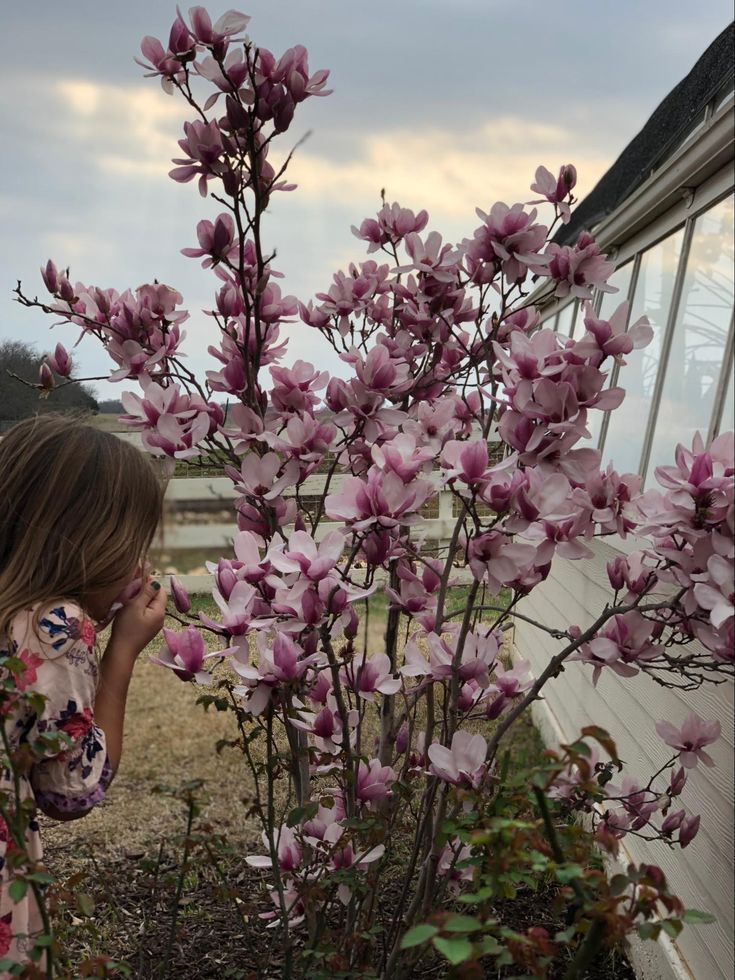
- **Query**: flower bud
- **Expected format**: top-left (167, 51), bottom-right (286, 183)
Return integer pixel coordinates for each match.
top-left (661, 809), bottom-right (685, 835)
top-left (607, 556), bottom-right (626, 591)
top-left (38, 362), bottom-right (55, 391)
top-left (170, 575), bottom-right (191, 613)
top-left (679, 814), bottom-right (700, 848)
top-left (40, 259), bottom-right (58, 294)
top-left (46, 343), bottom-right (72, 378)
top-left (669, 767), bottom-right (687, 797)
top-left (395, 722), bottom-right (409, 755)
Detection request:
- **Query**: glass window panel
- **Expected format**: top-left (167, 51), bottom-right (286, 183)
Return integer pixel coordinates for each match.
top-left (717, 358), bottom-right (734, 437)
top-left (556, 302), bottom-right (575, 337)
top-left (584, 263), bottom-right (634, 448)
top-left (602, 228), bottom-right (685, 474)
top-left (648, 196), bottom-right (734, 472)
top-left (598, 262), bottom-right (634, 320)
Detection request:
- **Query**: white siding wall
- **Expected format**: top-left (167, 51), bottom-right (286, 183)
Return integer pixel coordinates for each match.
top-left (514, 538), bottom-right (734, 980)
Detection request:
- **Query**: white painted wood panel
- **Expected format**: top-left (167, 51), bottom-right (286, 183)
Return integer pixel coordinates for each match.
top-left (514, 538), bottom-right (734, 980)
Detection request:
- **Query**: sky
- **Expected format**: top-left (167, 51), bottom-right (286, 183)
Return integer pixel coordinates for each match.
top-left (1, 0), bottom-right (732, 402)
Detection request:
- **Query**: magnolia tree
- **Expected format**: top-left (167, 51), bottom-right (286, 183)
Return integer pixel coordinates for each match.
top-left (15, 7), bottom-right (734, 977)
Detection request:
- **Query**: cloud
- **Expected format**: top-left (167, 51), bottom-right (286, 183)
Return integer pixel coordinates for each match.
top-left (287, 117), bottom-right (611, 222)
top-left (55, 79), bottom-right (183, 181)
top-left (52, 78), bottom-right (609, 222)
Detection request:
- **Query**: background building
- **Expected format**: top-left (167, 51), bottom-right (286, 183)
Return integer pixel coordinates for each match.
top-left (515, 23), bottom-right (734, 980)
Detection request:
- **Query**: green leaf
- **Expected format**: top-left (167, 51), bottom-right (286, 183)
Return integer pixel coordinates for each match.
top-left (76, 892), bottom-right (95, 916)
top-left (555, 864), bottom-right (584, 884)
top-left (32, 934), bottom-right (54, 948)
top-left (400, 924), bottom-right (438, 949)
top-left (8, 879), bottom-right (27, 904)
top-left (480, 935), bottom-right (503, 956)
top-left (24, 872), bottom-right (54, 884)
top-left (609, 874), bottom-right (630, 896)
top-left (458, 887), bottom-right (494, 904)
top-left (443, 914), bottom-right (483, 933)
top-left (681, 909), bottom-right (716, 924)
top-left (433, 935), bottom-right (474, 965)
top-left (660, 919), bottom-right (682, 939)
top-left (637, 922), bottom-right (660, 941)
top-left (286, 802), bottom-right (319, 828)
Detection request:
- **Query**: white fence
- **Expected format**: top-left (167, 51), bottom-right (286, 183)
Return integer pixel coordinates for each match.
top-left (159, 472), bottom-right (463, 592)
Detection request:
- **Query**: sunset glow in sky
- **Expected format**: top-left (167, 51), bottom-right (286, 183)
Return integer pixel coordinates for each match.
top-left (2, 0), bottom-right (732, 400)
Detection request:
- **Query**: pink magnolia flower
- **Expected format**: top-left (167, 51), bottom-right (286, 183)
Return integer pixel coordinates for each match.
top-left (437, 839), bottom-right (475, 895)
top-left (485, 660), bottom-right (534, 719)
top-left (571, 612), bottom-right (662, 686)
top-left (120, 381), bottom-right (211, 459)
top-left (543, 232), bottom-right (615, 300)
top-left (693, 554), bottom-right (734, 628)
top-left (246, 824), bottom-right (301, 874)
top-left (170, 119), bottom-right (226, 197)
top-left (135, 29), bottom-right (189, 93)
top-left (352, 202), bottom-right (429, 251)
top-left (267, 530), bottom-right (343, 582)
top-left (325, 468), bottom-right (433, 531)
top-left (270, 360), bottom-right (327, 414)
top-left (343, 652), bottom-right (401, 701)
top-left (402, 629), bottom-right (499, 687)
top-left (355, 759), bottom-right (397, 806)
top-left (428, 731), bottom-right (488, 789)
top-left (260, 413), bottom-right (336, 468)
top-left (467, 531), bottom-right (537, 594)
top-left (342, 344), bottom-right (411, 396)
top-left (195, 49), bottom-right (250, 102)
top-left (655, 714), bottom-right (721, 769)
top-left (233, 633), bottom-right (320, 715)
top-left (401, 230), bottom-right (461, 283)
top-left (151, 626), bottom-right (214, 684)
top-left (573, 302), bottom-right (653, 364)
top-left (181, 214), bottom-right (237, 267)
top-left (228, 451), bottom-right (299, 501)
top-left (291, 697), bottom-right (358, 755)
top-left (528, 164), bottom-right (577, 223)
top-left (465, 202), bottom-right (549, 284)
top-left (45, 343), bottom-right (73, 377)
top-left (187, 7), bottom-right (250, 46)
top-left (320, 822), bottom-right (385, 903)
top-left (606, 776), bottom-right (659, 831)
top-left (210, 579), bottom-right (262, 635)
top-left (371, 433), bottom-right (434, 483)
top-left (441, 439), bottom-right (489, 485)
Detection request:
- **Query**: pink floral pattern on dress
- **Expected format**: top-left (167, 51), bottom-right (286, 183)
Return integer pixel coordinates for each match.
top-left (1, 602), bottom-right (111, 967)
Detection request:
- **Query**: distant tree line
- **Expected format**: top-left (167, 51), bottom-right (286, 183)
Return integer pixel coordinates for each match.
top-left (0, 340), bottom-right (98, 429)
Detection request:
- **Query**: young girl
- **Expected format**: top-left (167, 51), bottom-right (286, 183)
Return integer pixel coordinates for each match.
top-left (0, 414), bottom-right (166, 967)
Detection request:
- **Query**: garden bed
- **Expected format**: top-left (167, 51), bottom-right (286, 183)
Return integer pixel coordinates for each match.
top-left (41, 597), bottom-right (636, 979)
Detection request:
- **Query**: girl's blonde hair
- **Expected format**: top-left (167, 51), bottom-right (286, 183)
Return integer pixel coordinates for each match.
top-left (0, 414), bottom-right (164, 639)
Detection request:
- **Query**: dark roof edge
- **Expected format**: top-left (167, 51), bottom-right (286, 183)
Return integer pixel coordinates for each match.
top-left (554, 22), bottom-right (735, 246)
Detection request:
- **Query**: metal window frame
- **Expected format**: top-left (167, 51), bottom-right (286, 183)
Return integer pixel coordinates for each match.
top-left (597, 252), bottom-right (641, 454)
top-left (637, 218), bottom-right (696, 484)
top-left (708, 310), bottom-right (735, 441)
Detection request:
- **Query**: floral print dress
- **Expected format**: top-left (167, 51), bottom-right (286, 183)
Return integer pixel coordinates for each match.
top-left (0, 603), bottom-right (111, 966)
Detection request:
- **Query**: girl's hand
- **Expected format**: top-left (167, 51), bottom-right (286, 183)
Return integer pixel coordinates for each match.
top-left (109, 577), bottom-right (167, 658)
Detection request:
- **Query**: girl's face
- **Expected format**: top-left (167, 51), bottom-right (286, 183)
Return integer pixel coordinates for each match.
top-left (83, 563), bottom-right (141, 622)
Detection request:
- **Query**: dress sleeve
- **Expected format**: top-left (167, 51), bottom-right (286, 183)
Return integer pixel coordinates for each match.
top-left (25, 604), bottom-right (112, 816)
